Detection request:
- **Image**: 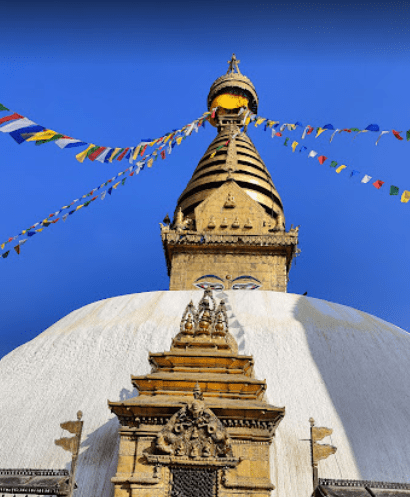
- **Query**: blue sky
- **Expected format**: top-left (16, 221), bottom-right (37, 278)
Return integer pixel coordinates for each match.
top-left (1, 0), bottom-right (409, 358)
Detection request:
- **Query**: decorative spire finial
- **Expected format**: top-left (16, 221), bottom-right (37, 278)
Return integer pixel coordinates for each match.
top-left (227, 54), bottom-right (241, 74)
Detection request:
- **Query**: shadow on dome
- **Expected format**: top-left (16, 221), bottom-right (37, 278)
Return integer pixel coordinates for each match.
top-left (292, 295), bottom-right (410, 483)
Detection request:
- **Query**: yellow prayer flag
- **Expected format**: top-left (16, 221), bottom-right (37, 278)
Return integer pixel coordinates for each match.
top-left (268, 121), bottom-right (279, 128)
top-left (336, 165), bottom-right (347, 173)
top-left (109, 148), bottom-right (121, 163)
top-left (176, 137), bottom-right (183, 145)
top-left (210, 151), bottom-right (217, 159)
top-left (76, 144), bottom-right (95, 163)
top-left (149, 139), bottom-right (157, 147)
top-left (254, 118), bottom-right (266, 127)
top-left (113, 182), bottom-right (120, 189)
top-left (26, 129), bottom-right (58, 142)
top-left (245, 117), bottom-right (251, 126)
top-left (401, 190), bottom-right (410, 203)
top-left (35, 228), bottom-right (43, 233)
top-left (316, 128), bottom-right (326, 138)
top-left (75, 204), bottom-right (84, 211)
top-left (132, 146), bottom-right (141, 161)
top-left (147, 158), bottom-right (154, 168)
top-left (291, 141), bottom-right (299, 152)
top-left (1, 243), bottom-right (5, 250)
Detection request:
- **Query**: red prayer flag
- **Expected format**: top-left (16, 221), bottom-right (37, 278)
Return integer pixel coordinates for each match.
top-left (49, 213), bottom-right (54, 218)
top-left (8, 238), bottom-right (13, 242)
top-left (373, 180), bottom-right (384, 189)
top-left (306, 125), bottom-right (314, 135)
top-left (52, 218), bottom-right (59, 224)
top-left (343, 129), bottom-right (352, 133)
top-left (161, 150), bottom-right (166, 159)
top-left (91, 196), bottom-right (97, 201)
top-left (140, 144), bottom-right (148, 156)
top-left (89, 146), bottom-right (106, 161)
top-left (392, 130), bottom-right (403, 141)
top-left (276, 132), bottom-right (282, 137)
top-left (0, 112), bottom-right (23, 125)
top-left (129, 171), bottom-right (135, 176)
top-left (116, 147), bottom-right (130, 161)
top-left (318, 155), bottom-right (328, 165)
top-left (211, 109), bottom-right (216, 118)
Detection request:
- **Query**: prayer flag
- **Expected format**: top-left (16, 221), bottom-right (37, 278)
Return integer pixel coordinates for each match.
top-left (88, 146), bottom-right (106, 161)
top-left (96, 148), bottom-right (112, 163)
top-left (35, 133), bottom-right (63, 145)
top-left (140, 144), bottom-right (148, 156)
top-left (133, 145), bottom-right (141, 160)
top-left (0, 103), bottom-right (9, 111)
top-left (147, 158), bottom-right (154, 168)
top-left (161, 150), bottom-right (166, 159)
top-left (375, 130), bottom-right (389, 145)
top-left (392, 130), bottom-right (403, 141)
top-left (76, 144), bottom-right (96, 163)
top-left (361, 175), bottom-right (372, 183)
top-left (323, 124), bottom-right (334, 130)
top-left (308, 150), bottom-right (318, 158)
top-left (299, 146), bottom-right (308, 153)
top-left (365, 124), bottom-right (380, 132)
top-left (19, 239), bottom-right (27, 245)
top-left (62, 214), bottom-right (69, 222)
top-left (2, 250), bottom-right (9, 258)
top-left (329, 161), bottom-right (338, 168)
top-left (0, 112), bottom-right (23, 126)
top-left (401, 190), bottom-right (410, 203)
top-left (27, 231), bottom-right (36, 236)
top-left (107, 187), bottom-right (113, 195)
top-left (116, 147), bottom-right (130, 161)
top-left (101, 190), bottom-right (107, 200)
top-left (10, 125), bottom-right (45, 144)
top-left (373, 180), bottom-right (384, 189)
top-left (390, 185), bottom-right (399, 196)
top-left (54, 136), bottom-right (87, 148)
top-left (75, 204), bottom-right (84, 211)
top-left (315, 128), bottom-right (327, 138)
top-left (291, 141), bottom-right (298, 152)
top-left (284, 137), bottom-right (289, 146)
top-left (329, 129), bottom-right (340, 143)
top-left (407, 130), bottom-right (410, 142)
top-left (0, 117), bottom-right (36, 133)
top-left (255, 118), bottom-right (266, 127)
top-left (318, 155), bottom-right (327, 164)
top-left (14, 245), bottom-right (20, 255)
top-left (110, 148), bottom-right (123, 161)
top-left (335, 165), bottom-right (346, 173)
top-left (350, 170), bottom-right (360, 178)
top-left (26, 129), bottom-right (58, 142)
top-left (121, 178), bottom-right (126, 186)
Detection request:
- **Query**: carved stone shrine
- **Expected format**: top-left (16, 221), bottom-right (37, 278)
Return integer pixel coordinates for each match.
top-left (108, 289), bottom-right (285, 497)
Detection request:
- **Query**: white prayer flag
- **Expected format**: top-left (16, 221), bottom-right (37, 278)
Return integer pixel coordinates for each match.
top-left (375, 130), bottom-right (389, 146)
top-left (0, 117), bottom-right (37, 133)
top-left (308, 150), bottom-right (318, 158)
top-left (101, 190), bottom-right (107, 200)
top-left (361, 174), bottom-right (372, 183)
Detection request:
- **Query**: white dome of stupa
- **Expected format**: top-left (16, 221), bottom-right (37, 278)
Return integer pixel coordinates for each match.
top-left (0, 290), bottom-right (409, 497)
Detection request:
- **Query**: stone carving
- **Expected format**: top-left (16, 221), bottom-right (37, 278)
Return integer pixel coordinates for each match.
top-left (155, 385), bottom-right (233, 460)
top-left (208, 216), bottom-right (216, 229)
top-left (224, 193), bottom-right (236, 208)
top-left (232, 217), bottom-right (240, 228)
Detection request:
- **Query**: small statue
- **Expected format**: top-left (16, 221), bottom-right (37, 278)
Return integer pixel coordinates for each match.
top-left (224, 193), bottom-right (236, 208)
top-left (232, 217), bottom-right (240, 228)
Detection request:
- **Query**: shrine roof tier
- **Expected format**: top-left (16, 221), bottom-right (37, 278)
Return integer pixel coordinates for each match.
top-left (131, 372), bottom-right (266, 400)
top-left (148, 351), bottom-right (254, 376)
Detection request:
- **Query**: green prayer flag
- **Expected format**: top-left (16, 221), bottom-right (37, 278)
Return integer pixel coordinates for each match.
top-left (390, 185), bottom-right (399, 196)
top-left (121, 178), bottom-right (127, 186)
top-left (284, 137), bottom-right (289, 146)
top-left (350, 128), bottom-right (360, 132)
top-left (329, 161), bottom-right (338, 168)
top-left (83, 201), bottom-right (91, 207)
top-left (406, 130), bottom-right (410, 142)
top-left (0, 103), bottom-right (9, 111)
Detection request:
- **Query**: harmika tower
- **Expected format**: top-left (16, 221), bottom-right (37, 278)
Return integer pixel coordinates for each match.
top-left (161, 55), bottom-right (299, 292)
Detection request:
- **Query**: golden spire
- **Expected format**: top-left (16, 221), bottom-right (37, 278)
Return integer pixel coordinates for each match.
top-left (227, 53), bottom-right (241, 74)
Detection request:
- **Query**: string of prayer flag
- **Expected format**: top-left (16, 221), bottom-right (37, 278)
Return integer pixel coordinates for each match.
top-left (0, 103), bottom-right (214, 165)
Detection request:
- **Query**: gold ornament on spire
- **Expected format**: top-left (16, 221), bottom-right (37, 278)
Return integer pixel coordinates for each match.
top-left (227, 54), bottom-right (241, 74)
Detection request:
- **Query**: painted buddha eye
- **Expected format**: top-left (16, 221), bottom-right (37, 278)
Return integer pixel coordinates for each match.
top-left (231, 275), bottom-right (262, 290)
top-left (194, 275), bottom-right (225, 291)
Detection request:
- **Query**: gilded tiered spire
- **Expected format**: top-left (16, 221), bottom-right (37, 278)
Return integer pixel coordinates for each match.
top-left (161, 56), bottom-right (299, 292)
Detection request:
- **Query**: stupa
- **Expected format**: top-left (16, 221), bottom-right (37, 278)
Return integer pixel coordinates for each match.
top-left (0, 56), bottom-right (409, 497)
